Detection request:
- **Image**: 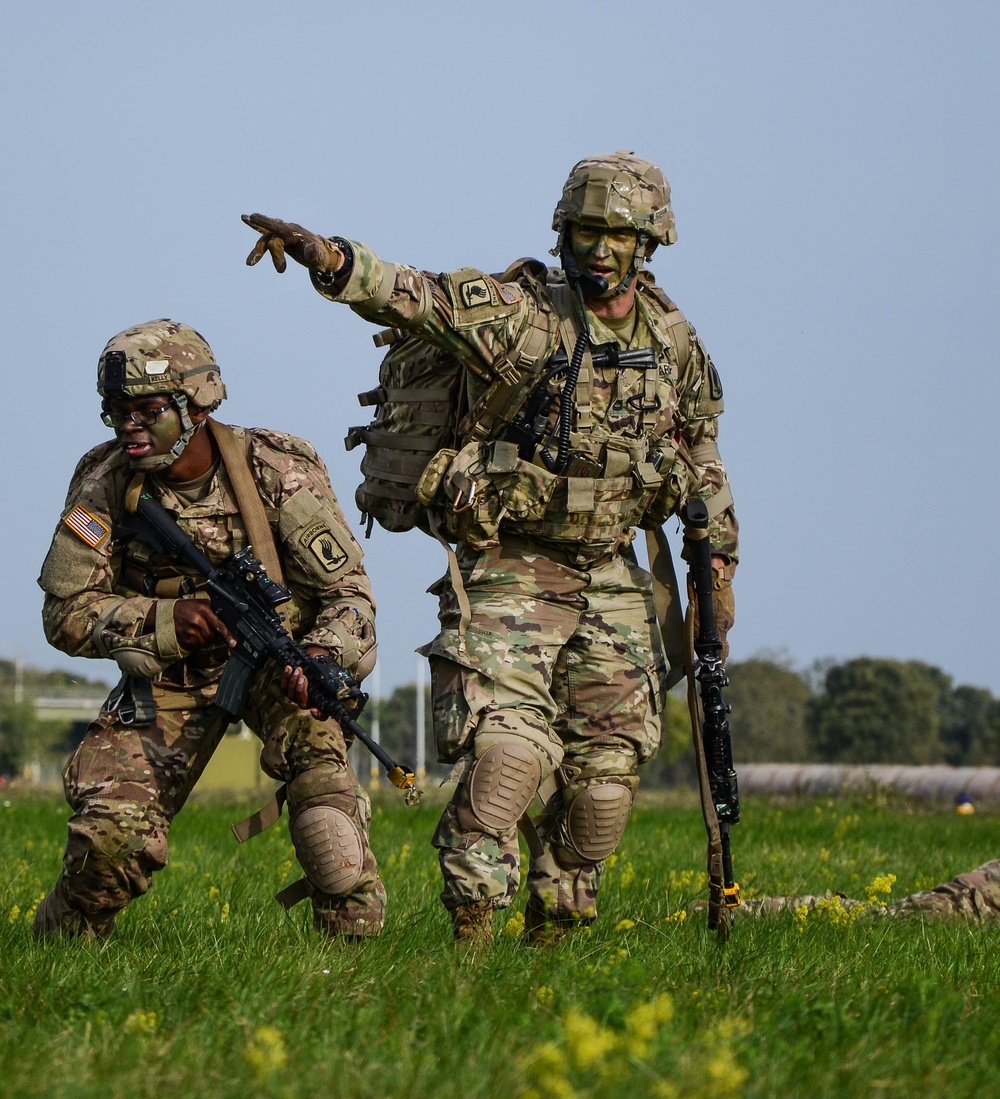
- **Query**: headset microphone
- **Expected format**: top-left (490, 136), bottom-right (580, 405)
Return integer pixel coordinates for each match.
top-left (561, 243), bottom-right (608, 297)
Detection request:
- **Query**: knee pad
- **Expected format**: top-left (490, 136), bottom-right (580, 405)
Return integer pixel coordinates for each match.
top-left (290, 804), bottom-right (364, 896)
top-left (288, 769), bottom-right (365, 896)
top-left (562, 782), bottom-right (634, 863)
top-left (466, 740), bottom-right (543, 834)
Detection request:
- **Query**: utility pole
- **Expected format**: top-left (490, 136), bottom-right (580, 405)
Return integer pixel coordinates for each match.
top-left (415, 655), bottom-right (426, 779)
top-left (369, 663), bottom-right (381, 790)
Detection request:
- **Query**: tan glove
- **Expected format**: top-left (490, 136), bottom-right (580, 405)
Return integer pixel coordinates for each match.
top-left (241, 213), bottom-right (344, 275)
top-left (691, 563), bottom-right (735, 662)
top-left (711, 570), bottom-right (735, 663)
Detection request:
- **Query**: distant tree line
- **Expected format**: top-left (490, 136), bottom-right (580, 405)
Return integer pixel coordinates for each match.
top-left (724, 656), bottom-right (1000, 768)
top-left (6, 654), bottom-right (996, 786)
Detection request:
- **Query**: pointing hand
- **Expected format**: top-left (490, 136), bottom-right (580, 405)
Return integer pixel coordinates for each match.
top-left (241, 213), bottom-right (344, 275)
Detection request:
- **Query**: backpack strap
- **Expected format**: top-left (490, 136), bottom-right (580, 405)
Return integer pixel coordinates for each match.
top-left (637, 278), bottom-right (692, 372)
top-left (460, 267), bottom-right (568, 443)
top-left (428, 511), bottom-right (472, 637)
top-left (207, 419), bottom-right (284, 585)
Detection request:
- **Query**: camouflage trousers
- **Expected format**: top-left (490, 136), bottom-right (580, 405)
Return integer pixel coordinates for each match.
top-left (35, 666), bottom-right (385, 939)
top-left (740, 859), bottom-right (1000, 921)
top-left (423, 540), bottom-right (667, 923)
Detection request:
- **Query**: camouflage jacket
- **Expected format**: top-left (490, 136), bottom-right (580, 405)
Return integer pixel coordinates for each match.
top-left (313, 243), bottom-right (738, 560)
top-left (38, 425), bottom-right (375, 690)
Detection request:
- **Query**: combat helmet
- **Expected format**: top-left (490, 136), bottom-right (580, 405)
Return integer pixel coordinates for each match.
top-left (552, 151), bottom-right (676, 296)
top-left (553, 150), bottom-right (677, 246)
top-left (98, 319), bottom-right (225, 470)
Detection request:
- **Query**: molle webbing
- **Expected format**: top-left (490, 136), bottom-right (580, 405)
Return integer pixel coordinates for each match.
top-left (462, 316), bottom-right (556, 443)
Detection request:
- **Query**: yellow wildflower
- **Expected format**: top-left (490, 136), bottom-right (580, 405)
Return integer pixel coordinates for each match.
top-left (8, 905), bottom-right (20, 924)
top-left (666, 868), bottom-right (696, 892)
top-left (504, 911), bottom-right (525, 938)
top-left (208, 885), bottom-right (221, 901)
top-left (562, 1008), bottom-right (618, 1069)
top-left (624, 995), bottom-right (674, 1056)
top-left (25, 892), bottom-right (46, 921)
top-left (123, 1010), bottom-right (157, 1034)
top-left (613, 918), bottom-right (636, 933)
top-left (536, 985), bottom-right (555, 1006)
top-left (863, 873), bottom-right (897, 905)
top-left (220, 902), bottom-right (230, 924)
top-left (245, 1025), bottom-right (287, 1082)
top-left (664, 909), bottom-right (687, 925)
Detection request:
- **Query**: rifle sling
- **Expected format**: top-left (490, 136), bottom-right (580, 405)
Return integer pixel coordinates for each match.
top-left (207, 418), bottom-right (285, 585)
top-left (645, 527), bottom-right (685, 689)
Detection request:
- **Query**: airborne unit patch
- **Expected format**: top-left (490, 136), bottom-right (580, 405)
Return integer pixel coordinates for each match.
top-left (306, 525), bottom-right (350, 573)
top-left (459, 277), bottom-right (492, 309)
top-left (64, 504), bottom-right (110, 547)
top-left (448, 268), bottom-right (522, 329)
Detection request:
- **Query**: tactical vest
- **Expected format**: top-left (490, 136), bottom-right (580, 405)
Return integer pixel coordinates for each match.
top-left (346, 262), bottom-right (698, 553)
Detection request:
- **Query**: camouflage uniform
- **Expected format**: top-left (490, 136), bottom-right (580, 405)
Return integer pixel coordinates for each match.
top-left (741, 860), bottom-right (1000, 920)
top-left (246, 152), bottom-right (738, 938)
top-left (36, 424), bottom-right (384, 938)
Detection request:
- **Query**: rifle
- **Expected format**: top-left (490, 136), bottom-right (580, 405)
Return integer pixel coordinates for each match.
top-left (126, 489), bottom-right (421, 803)
top-left (682, 497), bottom-right (740, 921)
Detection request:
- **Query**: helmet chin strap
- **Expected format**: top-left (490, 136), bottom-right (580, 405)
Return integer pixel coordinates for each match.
top-left (128, 394), bottom-right (201, 472)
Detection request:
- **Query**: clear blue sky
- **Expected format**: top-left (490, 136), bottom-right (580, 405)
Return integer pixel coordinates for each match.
top-left (2, 1), bottom-right (997, 697)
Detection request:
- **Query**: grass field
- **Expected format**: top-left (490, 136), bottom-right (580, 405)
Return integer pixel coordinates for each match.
top-left (2, 787), bottom-right (998, 1099)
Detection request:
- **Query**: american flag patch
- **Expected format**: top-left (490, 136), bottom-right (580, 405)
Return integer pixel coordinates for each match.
top-left (64, 504), bottom-right (110, 547)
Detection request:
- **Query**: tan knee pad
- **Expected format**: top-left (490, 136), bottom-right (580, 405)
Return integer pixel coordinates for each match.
top-left (465, 740), bottom-right (544, 834)
top-left (290, 804), bottom-right (364, 896)
top-left (563, 782), bottom-right (634, 862)
top-left (287, 768), bottom-right (365, 896)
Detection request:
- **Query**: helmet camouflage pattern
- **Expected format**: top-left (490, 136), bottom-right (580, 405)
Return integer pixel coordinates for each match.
top-left (97, 318), bottom-right (226, 409)
top-left (552, 150), bottom-right (677, 248)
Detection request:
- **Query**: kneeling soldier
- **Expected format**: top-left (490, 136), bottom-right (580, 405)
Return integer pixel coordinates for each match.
top-left (36, 319), bottom-right (384, 939)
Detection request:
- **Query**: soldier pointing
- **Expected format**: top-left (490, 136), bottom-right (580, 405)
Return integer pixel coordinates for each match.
top-left (243, 151), bottom-right (739, 944)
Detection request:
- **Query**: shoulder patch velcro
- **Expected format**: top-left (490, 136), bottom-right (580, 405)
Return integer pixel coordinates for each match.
top-left (447, 268), bottom-right (521, 328)
top-left (63, 504), bottom-right (110, 548)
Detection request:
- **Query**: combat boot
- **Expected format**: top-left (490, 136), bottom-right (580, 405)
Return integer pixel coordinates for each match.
top-left (33, 878), bottom-right (119, 940)
top-left (450, 900), bottom-right (494, 947)
top-left (523, 900), bottom-right (573, 946)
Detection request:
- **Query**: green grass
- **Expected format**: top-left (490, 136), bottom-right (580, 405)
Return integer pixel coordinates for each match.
top-left (2, 789), bottom-right (998, 1099)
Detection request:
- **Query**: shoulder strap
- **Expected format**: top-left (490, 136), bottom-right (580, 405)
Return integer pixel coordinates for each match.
top-left (637, 279), bottom-right (691, 371)
top-left (461, 272), bottom-right (562, 443)
top-left (548, 282), bottom-right (596, 430)
top-left (207, 419), bottom-right (284, 585)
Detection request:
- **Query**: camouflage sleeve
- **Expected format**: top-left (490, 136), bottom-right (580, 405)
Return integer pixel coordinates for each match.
top-left (250, 430), bottom-right (377, 679)
top-left (309, 238), bottom-right (553, 386)
top-left (676, 329), bottom-right (739, 563)
top-left (37, 447), bottom-right (186, 674)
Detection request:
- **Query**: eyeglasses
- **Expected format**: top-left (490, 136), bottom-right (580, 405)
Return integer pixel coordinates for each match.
top-left (101, 402), bottom-right (174, 429)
